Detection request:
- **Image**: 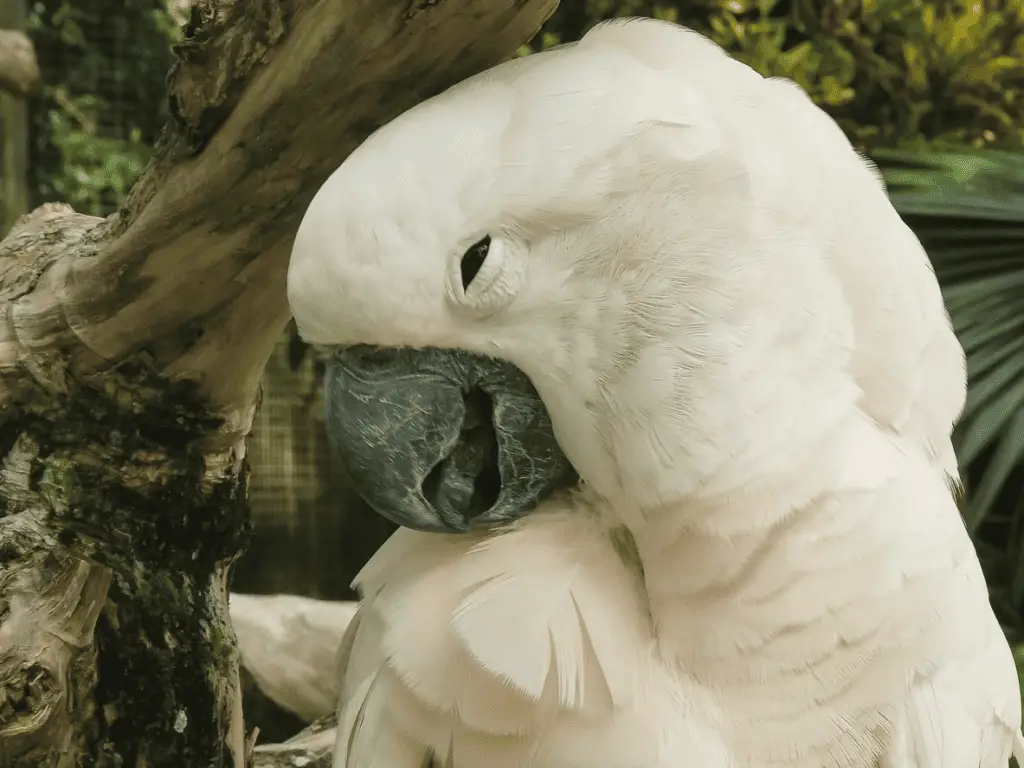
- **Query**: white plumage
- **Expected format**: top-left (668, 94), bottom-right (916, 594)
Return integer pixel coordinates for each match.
top-left (287, 17), bottom-right (1024, 767)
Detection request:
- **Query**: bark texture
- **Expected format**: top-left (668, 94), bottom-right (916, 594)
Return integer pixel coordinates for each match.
top-left (0, 29), bottom-right (39, 97)
top-left (0, 0), bottom-right (558, 764)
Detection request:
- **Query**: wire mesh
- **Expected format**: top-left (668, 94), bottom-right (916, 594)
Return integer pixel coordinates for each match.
top-left (26, 0), bottom-right (176, 215)
top-left (18, 0), bottom-right (380, 598)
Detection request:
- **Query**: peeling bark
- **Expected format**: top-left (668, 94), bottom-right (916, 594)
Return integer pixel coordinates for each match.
top-left (0, 543), bottom-right (111, 765)
top-left (0, 29), bottom-right (39, 98)
top-left (0, 0), bottom-right (558, 764)
top-left (1, 205), bottom-right (251, 764)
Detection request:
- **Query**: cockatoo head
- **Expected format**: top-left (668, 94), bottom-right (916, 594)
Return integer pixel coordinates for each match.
top-left (288, 19), bottom-right (875, 532)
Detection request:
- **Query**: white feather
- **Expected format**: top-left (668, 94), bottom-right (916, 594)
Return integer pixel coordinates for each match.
top-left (287, 17), bottom-right (1023, 768)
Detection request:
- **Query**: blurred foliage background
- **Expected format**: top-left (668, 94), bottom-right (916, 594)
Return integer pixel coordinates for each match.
top-left (4, 0), bottom-right (1024, 728)
top-left (527, 0), bottom-right (1024, 151)
top-left (24, 0), bottom-right (176, 215)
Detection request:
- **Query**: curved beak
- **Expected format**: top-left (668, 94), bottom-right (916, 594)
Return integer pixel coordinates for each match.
top-left (322, 345), bottom-right (577, 534)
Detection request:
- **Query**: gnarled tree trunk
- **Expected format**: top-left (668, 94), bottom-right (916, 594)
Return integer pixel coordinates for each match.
top-left (0, 1), bottom-right (557, 765)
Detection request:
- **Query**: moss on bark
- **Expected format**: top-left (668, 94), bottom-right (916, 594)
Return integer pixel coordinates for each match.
top-left (1, 354), bottom-right (251, 766)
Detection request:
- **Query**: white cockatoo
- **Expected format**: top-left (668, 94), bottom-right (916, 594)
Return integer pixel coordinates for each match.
top-left (286, 17), bottom-right (1024, 768)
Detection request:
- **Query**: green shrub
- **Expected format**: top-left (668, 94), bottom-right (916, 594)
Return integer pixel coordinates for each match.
top-left (527, 1), bottom-right (1024, 151)
top-left (26, 0), bottom-right (179, 216)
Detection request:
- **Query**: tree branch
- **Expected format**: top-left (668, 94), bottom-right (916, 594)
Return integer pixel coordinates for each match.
top-left (43, 0), bottom-right (559, 433)
top-left (0, 1), bottom-right (557, 763)
top-left (0, 29), bottom-right (40, 97)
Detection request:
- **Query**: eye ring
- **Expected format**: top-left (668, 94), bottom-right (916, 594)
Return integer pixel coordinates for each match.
top-left (446, 232), bottom-right (525, 317)
top-left (461, 235), bottom-right (491, 292)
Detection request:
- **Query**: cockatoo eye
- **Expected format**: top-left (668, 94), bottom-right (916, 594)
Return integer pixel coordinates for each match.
top-left (461, 235), bottom-right (491, 291)
top-left (447, 232), bottom-right (526, 315)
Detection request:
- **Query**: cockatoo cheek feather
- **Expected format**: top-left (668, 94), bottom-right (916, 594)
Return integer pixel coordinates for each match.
top-left (483, 176), bottom-right (859, 519)
top-left (288, 75), bottom-right (520, 348)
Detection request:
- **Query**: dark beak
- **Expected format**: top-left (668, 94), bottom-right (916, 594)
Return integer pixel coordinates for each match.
top-left (323, 345), bottom-right (577, 534)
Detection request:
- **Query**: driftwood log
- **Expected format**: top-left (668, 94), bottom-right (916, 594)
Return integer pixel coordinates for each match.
top-left (0, 1), bottom-right (557, 765)
top-left (230, 593), bottom-right (355, 723)
top-left (252, 715), bottom-right (337, 768)
top-left (229, 594), bottom-right (355, 766)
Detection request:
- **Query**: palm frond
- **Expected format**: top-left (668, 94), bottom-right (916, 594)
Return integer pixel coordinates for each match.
top-left (872, 148), bottom-right (1024, 602)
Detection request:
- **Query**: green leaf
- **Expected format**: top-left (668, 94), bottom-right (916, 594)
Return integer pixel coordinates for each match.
top-left (942, 270), bottom-right (1024, 306)
top-left (875, 148), bottom-right (1024, 557)
top-left (968, 336), bottom-right (1024, 380)
top-left (967, 411), bottom-right (1024, 536)
top-left (962, 349), bottom-right (1024, 422)
top-left (956, 376), bottom-right (1024, 466)
top-left (957, 312), bottom-right (1024, 355)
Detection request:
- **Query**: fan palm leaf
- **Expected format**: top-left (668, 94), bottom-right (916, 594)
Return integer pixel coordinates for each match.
top-left (873, 147), bottom-right (1024, 610)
